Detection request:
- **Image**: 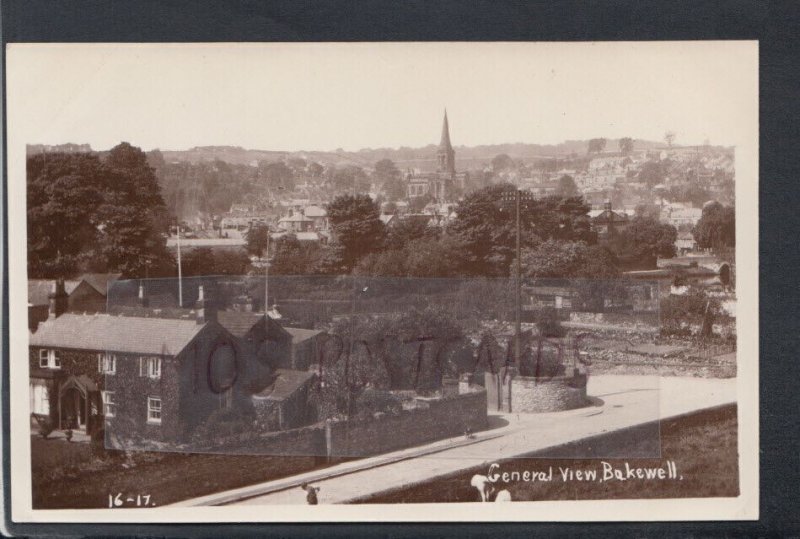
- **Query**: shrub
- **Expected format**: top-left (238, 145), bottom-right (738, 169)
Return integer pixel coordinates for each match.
top-left (536, 307), bottom-right (567, 338)
top-left (660, 288), bottom-right (722, 339)
top-left (519, 339), bottom-right (567, 378)
top-left (191, 406), bottom-right (257, 443)
top-left (354, 389), bottom-right (403, 418)
top-left (35, 416), bottom-right (54, 439)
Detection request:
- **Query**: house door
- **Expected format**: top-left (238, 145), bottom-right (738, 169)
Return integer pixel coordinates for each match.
top-left (61, 387), bottom-right (86, 430)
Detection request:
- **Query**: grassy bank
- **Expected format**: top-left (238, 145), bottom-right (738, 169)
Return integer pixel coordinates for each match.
top-left (358, 404), bottom-right (739, 503)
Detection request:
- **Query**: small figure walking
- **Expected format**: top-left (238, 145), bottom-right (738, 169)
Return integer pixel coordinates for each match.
top-left (300, 483), bottom-right (320, 505)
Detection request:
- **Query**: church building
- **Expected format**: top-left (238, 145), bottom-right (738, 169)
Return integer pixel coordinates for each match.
top-left (406, 110), bottom-right (469, 201)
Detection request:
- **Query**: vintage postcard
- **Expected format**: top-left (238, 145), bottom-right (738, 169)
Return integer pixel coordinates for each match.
top-left (5, 41), bottom-right (758, 523)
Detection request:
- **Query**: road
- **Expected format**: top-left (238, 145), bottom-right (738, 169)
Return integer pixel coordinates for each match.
top-left (171, 375), bottom-right (736, 506)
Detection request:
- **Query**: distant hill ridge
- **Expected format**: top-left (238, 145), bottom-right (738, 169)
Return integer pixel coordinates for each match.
top-left (27, 138), bottom-right (684, 169)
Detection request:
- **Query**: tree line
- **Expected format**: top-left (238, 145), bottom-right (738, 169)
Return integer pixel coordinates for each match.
top-left (248, 183), bottom-right (684, 280)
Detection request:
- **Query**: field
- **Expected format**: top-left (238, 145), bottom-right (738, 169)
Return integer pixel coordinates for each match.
top-left (359, 404), bottom-right (739, 503)
top-left (31, 438), bottom-right (336, 509)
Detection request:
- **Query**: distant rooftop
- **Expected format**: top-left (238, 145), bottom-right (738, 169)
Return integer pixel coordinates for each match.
top-left (28, 279), bottom-right (81, 307)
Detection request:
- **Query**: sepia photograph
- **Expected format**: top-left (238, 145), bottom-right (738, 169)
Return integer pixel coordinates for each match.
top-left (5, 41), bottom-right (758, 523)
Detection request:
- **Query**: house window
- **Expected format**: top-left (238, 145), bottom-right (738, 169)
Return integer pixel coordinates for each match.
top-left (39, 349), bottom-right (60, 369)
top-left (101, 390), bottom-right (116, 418)
top-left (147, 397), bottom-right (162, 424)
top-left (97, 353), bottom-right (116, 375)
top-left (30, 380), bottom-right (49, 415)
top-left (139, 357), bottom-right (161, 379)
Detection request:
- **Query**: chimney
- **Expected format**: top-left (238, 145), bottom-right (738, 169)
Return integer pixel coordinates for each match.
top-left (195, 285), bottom-right (217, 324)
top-left (458, 372), bottom-right (473, 394)
top-left (48, 279), bottom-right (68, 320)
top-left (138, 283), bottom-right (149, 308)
top-left (604, 200), bottom-right (612, 212)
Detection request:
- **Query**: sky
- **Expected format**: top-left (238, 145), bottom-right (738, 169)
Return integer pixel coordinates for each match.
top-left (7, 41), bottom-right (757, 152)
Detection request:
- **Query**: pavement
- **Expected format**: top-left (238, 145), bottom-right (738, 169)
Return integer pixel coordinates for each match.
top-left (171, 375), bottom-right (736, 506)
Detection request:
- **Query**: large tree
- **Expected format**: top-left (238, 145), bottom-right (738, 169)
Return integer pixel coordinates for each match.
top-left (385, 216), bottom-right (440, 250)
top-left (27, 143), bottom-right (174, 278)
top-left (557, 174), bottom-right (578, 198)
top-left (27, 153), bottom-right (107, 277)
top-left (355, 234), bottom-right (467, 279)
top-left (447, 184), bottom-right (522, 276)
top-left (448, 185), bottom-right (595, 277)
top-left (373, 158), bottom-right (404, 201)
top-left (638, 160), bottom-right (668, 187)
top-left (587, 138), bottom-right (607, 154)
top-left (326, 194), bottom-right (385, 271)
top-left (491, 153), bottom-right (515, 172)
top-left (693, 201), bottom-right (735, 250)
top-left (268, 234), bottom-right (323, 276)
top-left (245, 224), bottom-right (271, 258)
top-left (96, 143), bottom-right (173, 277)
top-left (615, 216), bottom-right (678, 266)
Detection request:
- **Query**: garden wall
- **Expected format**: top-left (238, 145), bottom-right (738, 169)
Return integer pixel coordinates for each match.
top-left (129, 387), bottom-right (488, 458)
top-left (326, 387), bottom-right (488, 457)
top-left (485, 371), bottom-right (589, 413)
top-left (510, 374), bottom-right (588, 413)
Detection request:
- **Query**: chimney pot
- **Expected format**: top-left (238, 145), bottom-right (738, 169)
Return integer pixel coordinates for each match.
top-left (194, 285), bottom-right (216, 324)
top-left (48, 279), bottom-right (68, 319)
top-left (138, 283), bottom-right (149, 308)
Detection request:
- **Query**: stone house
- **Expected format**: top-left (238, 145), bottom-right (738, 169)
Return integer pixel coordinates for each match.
top-left (28, 286), bottom-right (272, 442)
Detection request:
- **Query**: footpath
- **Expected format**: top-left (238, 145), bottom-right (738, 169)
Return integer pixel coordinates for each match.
top-left (171, 375), bottom-right (736, 506)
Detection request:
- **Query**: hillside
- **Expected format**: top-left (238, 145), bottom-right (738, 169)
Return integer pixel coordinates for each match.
top-left (147, 138), bottom-right (667, 171)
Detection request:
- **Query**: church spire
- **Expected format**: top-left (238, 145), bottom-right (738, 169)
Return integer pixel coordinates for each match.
top-left (439, 109), bottom-right (453, 152)
top-left (437, 109), bottom-right (455, 176)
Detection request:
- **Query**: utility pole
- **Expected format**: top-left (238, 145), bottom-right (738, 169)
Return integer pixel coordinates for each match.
top-left (515, 188), bottom-right (521, 371)
top-left (176, 223), bottom-right (183, 307)
top-left (500, 187), bottom-right (534, 369)
top-left (264, 230), bottom-right (270, 322)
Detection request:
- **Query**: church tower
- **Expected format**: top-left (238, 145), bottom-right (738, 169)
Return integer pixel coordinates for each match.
top-left (437, 109), bottom-right (456, 177)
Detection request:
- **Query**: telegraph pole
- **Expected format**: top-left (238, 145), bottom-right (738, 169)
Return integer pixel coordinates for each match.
top-left (501, 187), bottom-right (533, 369)
top-left (515, 189), bottom-right (521, 370)
top-left (176, 223), bottom-right (183, 307)
top-left (264, 230), bottom-right (270, 319)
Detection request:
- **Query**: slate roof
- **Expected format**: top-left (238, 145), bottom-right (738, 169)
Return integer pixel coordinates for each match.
top-left (79, 273), bottom-right (122, 296)
top-left (28, 280), bottom-right (80, 306)
top-left (217, 310), bottom-right (263, 337)
top-left (278, 214), bottom-right (314, 223)
top-left (253, 368), bottom-right (315, 401)
top-left (29, 313), bottom-right (206, 356)
top-left (303, 205), bottom-right (327, 218)
top-left (284, 327), bottom-right (324, 343)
